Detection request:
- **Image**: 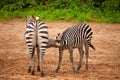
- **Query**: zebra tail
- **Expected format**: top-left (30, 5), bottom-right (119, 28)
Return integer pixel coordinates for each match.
top-left (89, 43), bottom-right (96, 50)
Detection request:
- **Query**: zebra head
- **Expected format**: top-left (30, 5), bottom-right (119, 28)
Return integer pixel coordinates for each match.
top-left (56, 33), bottom-right (68, 46)
top-left (55, 33), bottom-right (67, 46)
top-left (55, 33), bottom-right (63, 46)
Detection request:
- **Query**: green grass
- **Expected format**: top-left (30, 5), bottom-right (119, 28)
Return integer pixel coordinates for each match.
top-left (92, 9), bottom-right (120, 23)
top-left (0, 7), bottom-right (120, 23)
top-left (0, 0), bottom-right (120, 23)
top-left (0, 8), bottom-right (91, 22)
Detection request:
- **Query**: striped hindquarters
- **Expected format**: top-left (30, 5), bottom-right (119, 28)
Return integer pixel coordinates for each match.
top-left (78, 23), bottom-right (93, 45)
top-left (76, 23), bottom-right (94, 49)
top-left (38, 22), bottom-right (49, 54)
top-left (24, 22), bottom-right (36, 53)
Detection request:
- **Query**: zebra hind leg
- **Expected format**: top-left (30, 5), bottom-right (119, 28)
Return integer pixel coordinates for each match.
top-left (85, 43), bottom-right (89, 71)
top-left (28, 53), bottom-right (32, 73)
top-left (55, 48), bottom-right (63, 73)
top-left (28, 48), bottom-right (35, 75)
top-left (40, 53), bottom-right (44, 77)
top-left (37, 47), bottom-right (40, 72)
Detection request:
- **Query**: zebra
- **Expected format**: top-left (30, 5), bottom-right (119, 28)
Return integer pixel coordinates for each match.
top-left (55, 23), bottom-right (95, 74)
top-left (24, 15), bottom-right (48, 77)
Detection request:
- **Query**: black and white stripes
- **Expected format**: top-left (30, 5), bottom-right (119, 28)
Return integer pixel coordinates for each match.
top-left (24, 15), bottom-right (95, 76)
top-left (56, 23), bottom-right (94, 48)
top-left (55, 23), bottom-right (95, 73)
top-left (37, 21), bottom-right (48, 54)
top-left (24, 15), bottom-right (48, 77)
top-left (25, 21), bottom-right (36, 53)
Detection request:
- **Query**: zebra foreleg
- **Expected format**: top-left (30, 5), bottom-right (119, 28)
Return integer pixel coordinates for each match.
top-left (55, 48), bottom-right (63, 73)
top-left (77, 47), bottom-right (84, 72)
top-left (69, 48), bottom-right (76, 74)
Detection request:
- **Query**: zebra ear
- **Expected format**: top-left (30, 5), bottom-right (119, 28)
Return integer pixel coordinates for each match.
top-left (25, 15), bottom-right (28, 22)
top-left (59, 33), bottom-right (63, 39)
top-left (31, 14), bottom-right (36, 22)
top-left (36, 15), bottom-right (40, 22)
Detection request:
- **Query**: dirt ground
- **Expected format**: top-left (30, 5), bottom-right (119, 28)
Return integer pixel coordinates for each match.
top-left (0, 19), bottom-right (120, 80)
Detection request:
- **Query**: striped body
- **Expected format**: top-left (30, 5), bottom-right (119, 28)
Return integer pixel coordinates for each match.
top-left (55, 23), bottom-right (95, 73)
top-left (56, 23), bottom-right (93, 48)
top-left (24, 15), bottom-right (48, 77)
top-left (25, 21), bottom-right (48, 54)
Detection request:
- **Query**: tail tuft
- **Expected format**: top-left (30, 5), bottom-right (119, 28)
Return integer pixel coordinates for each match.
top-left (90, 44), bottom-right (96, 50)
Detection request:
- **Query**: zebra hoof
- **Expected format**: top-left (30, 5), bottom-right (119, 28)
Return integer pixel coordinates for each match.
top-left (77, 68), bottom-right (80, 72)
top-left (73, 68), bottom-right (76, 74)
top-left (37, 66), bottom-right (40, 72)
top-left (85, 68), bottom-right (89, 71)
top-left (76, 70), bottom-right (80, 73)
top-left (41, 72), bottom-right (44, 77)
top-left (55, 69), bottom-right (59, 73)
top-left (28, 67), bottom-right (31, 73)
top-left (55, 67), bottom-right (60, 73)
top-left (31, 71), bottom-right (35, 75)
top-left (77, 67), bottom-right (81, 72)
top-left (85, 67), bottom-right (89, 71)
top-left (28, 69), bottom-right (31, 73)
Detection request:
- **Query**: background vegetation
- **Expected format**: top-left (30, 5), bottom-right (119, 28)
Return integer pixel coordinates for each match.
top-left (0, 0), bottom-right (120, 23)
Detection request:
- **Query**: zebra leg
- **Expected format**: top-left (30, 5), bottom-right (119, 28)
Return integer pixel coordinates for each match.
top-left (28, 47), bottom-right (35, 75)
top-left (28, 53), bottom-right (32, 73)
top-left (40, 54), bottom-right (44, 77)
top-left (69, 48), bottom-right (76, 74)
top-left (31, 53), bottom-right (35, 75)
top-left (77, 47), bottom-right (84, 71)
top-left (37, 47), bottom-right (40, 72)
top-left (55, 48), bottom-right (63, 73)
top-left (85, 43), bottom-right (89, 71)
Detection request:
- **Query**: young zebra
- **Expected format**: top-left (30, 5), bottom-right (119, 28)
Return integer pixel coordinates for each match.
top-left (55, 23), bottom-right (95, 74)
top-left (24, 15), bottom-right (48, 77)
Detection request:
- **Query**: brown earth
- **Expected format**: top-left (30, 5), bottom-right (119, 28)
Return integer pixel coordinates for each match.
top-left (0, 19), bottom-right (120, 80)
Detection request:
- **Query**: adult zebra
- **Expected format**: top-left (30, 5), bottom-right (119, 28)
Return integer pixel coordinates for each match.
top-left (55, 23), bottom-right (95, 74)
top-left (24, 15), bottom-right (48, 77)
